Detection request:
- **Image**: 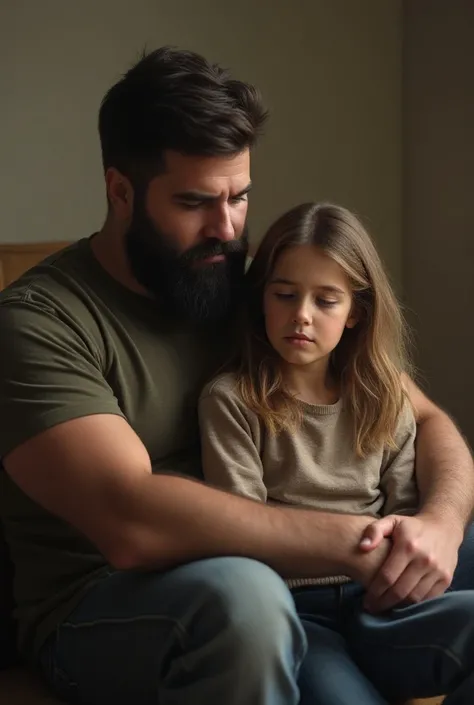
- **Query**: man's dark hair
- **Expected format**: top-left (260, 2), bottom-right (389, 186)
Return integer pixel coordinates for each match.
top-left (98, 46), bottom-right (268, 185)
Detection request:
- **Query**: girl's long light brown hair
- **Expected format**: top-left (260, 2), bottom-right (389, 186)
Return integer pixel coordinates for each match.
top-left (236, 202), bottom-right (413, 457)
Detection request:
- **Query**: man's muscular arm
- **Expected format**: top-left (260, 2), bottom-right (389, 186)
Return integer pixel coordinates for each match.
top-left (362, 376), bottom-right (473, 612)
top-left (4, 414), bottom-right (388, 585)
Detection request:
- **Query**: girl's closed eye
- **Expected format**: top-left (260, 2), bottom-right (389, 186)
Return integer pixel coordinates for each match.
top-left (317, 298), bottom-right (338, 308)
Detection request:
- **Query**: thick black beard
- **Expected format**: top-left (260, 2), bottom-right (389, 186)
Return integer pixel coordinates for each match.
top-left (125, 202), bottom-right (249, 325)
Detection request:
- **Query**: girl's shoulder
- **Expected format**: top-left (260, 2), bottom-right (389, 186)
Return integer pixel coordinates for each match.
top-left (199, 371), bottom-right (262, 431)
top-left (395, 395), bottom-right (417, 442)
top-left (200, 371), bottom-right (241, 403)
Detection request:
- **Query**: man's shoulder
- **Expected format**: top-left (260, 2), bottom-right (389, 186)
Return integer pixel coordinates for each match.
top-left (0, 238), bottom-right (112, 336)
top-left (0, 240), bottom-right (111, 363)
top-left (0, 239), bottom-right (90, 310)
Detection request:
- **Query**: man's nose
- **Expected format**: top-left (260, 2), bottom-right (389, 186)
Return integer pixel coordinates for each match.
top-left (204, 204), bottom-right (235, 242)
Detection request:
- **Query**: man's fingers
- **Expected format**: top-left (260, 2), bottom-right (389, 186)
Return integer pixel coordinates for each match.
top-left (407, 573), bottom-right (440, 604)
top-left (365, 563), bottom-right (431, 612)
top-left (361, 515), bottom-right (459, 612)
top-left (365, 544), bottom-right (409, 601)
top-left (364, 559), bottom-right (452, 612)
top-left (360, 516), bottom-right (396, 552)
top-left (424, 579), bottom-right (450, 601)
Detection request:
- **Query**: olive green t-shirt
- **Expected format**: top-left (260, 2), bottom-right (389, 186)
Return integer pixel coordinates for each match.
top-left (0, 237), bottom-right (227, 660)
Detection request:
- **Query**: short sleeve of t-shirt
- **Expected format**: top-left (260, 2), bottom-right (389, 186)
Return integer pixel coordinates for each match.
top-left (0, 294), bottom-right (124, 460)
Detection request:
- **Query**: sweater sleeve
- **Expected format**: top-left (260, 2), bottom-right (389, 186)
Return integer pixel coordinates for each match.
top-left (379, 401), bottom-right (419, 516)
top-left (198, 377), bottom-right (267, 502)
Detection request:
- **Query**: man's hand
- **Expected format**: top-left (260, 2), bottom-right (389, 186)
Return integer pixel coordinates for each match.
top-left (348, 535), bottom-right (392, 587)
top-left (359, 513), bottom-right (463, 612)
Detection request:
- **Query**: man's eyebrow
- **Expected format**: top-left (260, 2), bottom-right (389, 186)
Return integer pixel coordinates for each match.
top-left (269, 278), bottom-right (345, 295)
top-left (173, 182), bottom-right (252, 202)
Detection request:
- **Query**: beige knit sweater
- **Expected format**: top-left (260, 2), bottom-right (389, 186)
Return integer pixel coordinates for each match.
top-left (199, 372), bottom-right (418, 588)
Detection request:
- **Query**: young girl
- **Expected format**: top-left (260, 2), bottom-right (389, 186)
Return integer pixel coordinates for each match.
top-left (199, 203), bottom-right (474, 704)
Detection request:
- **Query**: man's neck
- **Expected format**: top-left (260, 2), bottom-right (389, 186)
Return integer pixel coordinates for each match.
top-left (90, 222), bottom-right (151, 298)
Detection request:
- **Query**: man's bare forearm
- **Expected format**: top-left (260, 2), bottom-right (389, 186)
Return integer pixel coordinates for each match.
top-left (109, 472), bottom-right (377, 581)
top-left (404, 374), bottom-right (474, 529)
top-left (415, 410), bottom-right (474, 528)
top-left (2, 414), bottom-right (383, 584)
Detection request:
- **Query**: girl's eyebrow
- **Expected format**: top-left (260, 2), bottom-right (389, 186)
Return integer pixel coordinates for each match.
top-left (317, 285), bottom-right (346, 295)
top-left (269, 277), bottom-right (345, 295)
top-left (269, 277), bottom-right (295, 285)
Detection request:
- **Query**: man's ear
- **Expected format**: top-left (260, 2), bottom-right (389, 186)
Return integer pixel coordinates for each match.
top-left (105, 168), bottom-right (134, 219)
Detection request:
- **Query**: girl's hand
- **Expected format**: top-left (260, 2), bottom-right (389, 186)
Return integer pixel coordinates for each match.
top-left (359, 513), bottom-right (463, 612)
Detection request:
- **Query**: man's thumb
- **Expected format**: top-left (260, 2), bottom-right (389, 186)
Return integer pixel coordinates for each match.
top-left (360, 516), bottom-right (396, 551)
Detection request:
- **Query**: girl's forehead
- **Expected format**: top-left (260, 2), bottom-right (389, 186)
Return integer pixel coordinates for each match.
top-left (273, 244), bottom-right (324, 270)
top-left (271, 245), bottom-right (346, 282)
top-left (265, 245), bottom-right (352, 296)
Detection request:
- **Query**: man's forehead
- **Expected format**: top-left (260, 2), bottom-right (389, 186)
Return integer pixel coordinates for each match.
top-left (159, 150), bottom-right (251, 192)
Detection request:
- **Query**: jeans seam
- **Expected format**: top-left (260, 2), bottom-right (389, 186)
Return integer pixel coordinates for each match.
top-left (54, 615), bottom-right (189, 703)
top-left (355, 639), bottom-right (464, 670)
top-left (295, 642), bottom-right (307, 674)
top-left (62, 614), bottom-right (188, 644)
top-left (387, 642), bottom-right (464, 670)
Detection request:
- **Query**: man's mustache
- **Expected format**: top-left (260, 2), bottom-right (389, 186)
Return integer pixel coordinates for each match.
top-left (179, 233), bottom-right (249, 265)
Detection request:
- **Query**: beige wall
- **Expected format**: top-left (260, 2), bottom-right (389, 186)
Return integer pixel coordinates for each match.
top-left (1, 0), bottom-right (403, 281)
top-left (403, 0), bottom-right (474, 443)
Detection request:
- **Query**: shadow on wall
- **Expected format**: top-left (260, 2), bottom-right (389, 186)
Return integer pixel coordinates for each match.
top-left (403, 0), bottom-right (474, 446)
